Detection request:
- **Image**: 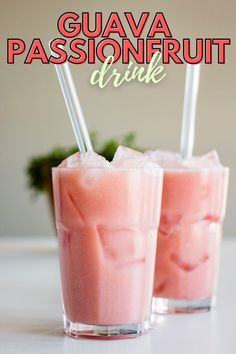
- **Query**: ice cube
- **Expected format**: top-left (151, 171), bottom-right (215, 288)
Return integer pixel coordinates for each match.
top-left (146, 150), bottom-right (182, 168)
top-left (97, 224), bottom-right (145, 264)
top-left (80, 151), bottom-right (110, 168)
top-left (66, 152), bottom-right (81, 167)
top-left (58, 151), bottom-right (81, 167)
top-left (146, 150), bottom-right (222, 169)
top-left (112, 146), bottom-right (159, 169)
top-left (185, 151), bottom-right (222, 168)
top-left (59, 151), bottom-right (110, 168)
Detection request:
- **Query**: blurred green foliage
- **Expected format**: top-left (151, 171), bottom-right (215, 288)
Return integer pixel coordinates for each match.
top-left (26, 132), bottom-right (144, 195)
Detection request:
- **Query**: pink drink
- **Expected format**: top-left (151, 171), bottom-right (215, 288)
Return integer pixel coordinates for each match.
top-left (52, 149), bottom-right (163, 338)
top-left (147, 151), bottom-right (229, 313)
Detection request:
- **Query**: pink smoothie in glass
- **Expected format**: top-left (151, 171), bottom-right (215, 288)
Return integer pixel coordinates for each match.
top-left (52, 147), bottom-right (163, 337)
top-left (147, 150), bottom-right (229, 313)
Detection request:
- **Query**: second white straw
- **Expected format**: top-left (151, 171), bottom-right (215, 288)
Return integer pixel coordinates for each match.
top-left (180, 64), bottom-right (201, 159)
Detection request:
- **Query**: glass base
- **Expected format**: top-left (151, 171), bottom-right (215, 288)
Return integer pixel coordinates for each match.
top-left (63, 315), bottom-right (150, 339)
top-left (152, 296), bottom-right (215, 314)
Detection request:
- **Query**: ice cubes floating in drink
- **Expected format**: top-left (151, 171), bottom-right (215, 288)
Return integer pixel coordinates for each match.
top-left (146, 150), bottom-right (229, 313)
top-left (61, 145), bottom-right (159, 169)
top-left (52, 146), bottom-right (163, 330)
top-left (146, 149), bottom-right (222, 169)
top-left (53, 145), bottom-right (228, 325)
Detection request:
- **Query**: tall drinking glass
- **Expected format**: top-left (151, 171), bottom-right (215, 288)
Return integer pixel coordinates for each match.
top-left (152, 164), bottom-right (229, 313)
top-left (52, 164), bottom-right (163, 338)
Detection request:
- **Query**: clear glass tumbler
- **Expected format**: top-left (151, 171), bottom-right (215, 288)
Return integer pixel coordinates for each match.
top-left (52, 165), bottom-right (163, 338)
top-left (152, 166), bottom-right (229, 314)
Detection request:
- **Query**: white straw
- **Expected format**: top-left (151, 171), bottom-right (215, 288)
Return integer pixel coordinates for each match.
top-left (50, 43), bottom-right (93, 153)
top-left (180, 64), bottom-right (201, 159)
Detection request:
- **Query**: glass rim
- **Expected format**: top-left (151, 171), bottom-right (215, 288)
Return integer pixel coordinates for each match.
top-left (52, 166), bottom-right (164, 172)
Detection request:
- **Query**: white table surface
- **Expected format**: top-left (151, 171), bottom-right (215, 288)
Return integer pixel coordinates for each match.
top-left (0, 237), bottom-right (235, 354)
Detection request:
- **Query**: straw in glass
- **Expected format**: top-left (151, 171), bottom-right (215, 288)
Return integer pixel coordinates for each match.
top-left (50, 42), bottom-right (93, 153)
top-left (180, 64), bottom-right (201, 159)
